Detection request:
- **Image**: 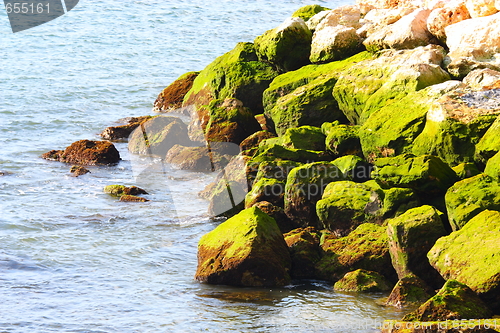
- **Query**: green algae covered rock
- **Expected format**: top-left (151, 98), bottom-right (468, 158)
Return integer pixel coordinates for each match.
top-left (332, 155), bottom-right (372, 182)
top-left (239, 130), bottom-right (276, 156)
top-left (253, 160), bottom-right (302, 184)
top-left (104, 185), bottom-right (148, 197)
top-left (334, 269), bottom-right (392, 292)
top-left (195, 207), bottom-right (291, 287)
top-left (387, 205), bottom-right (446, 288)
top-left (372, 154), bottom-right (458, 195)
top-left (402, 280), bottom-right (492, 321)
top-left (250, 144), bottom-right (331, 164)
top-left (153, 71), bottom-right (199, 112)
top-left (183, 42), bottom-right (278, 114)
top-left (254, 17), bottom-right (312, 73)
top-left (485, 151), bottom-right (500, 180)
top-left (475, 115), bottom-right (500, 165)
top-left (284, 162), bottom-right (345, 228)
top-left (444, 174), bottom-right (500, 231)
top-left (284, 227), bottom-right (322, 279)
top-left (452, 163), bottom-right (481, 180)
top-left (428, 210), bottom-right (500, 311)
top-left (252, 201), bottom-right (296, 233)
top-left (277, 126), bottom-right (326, 151)
top-left (244, 178), bottom-right (285, 208)
top-left (385, 274), bottom-right (435, 308)
top-left (323, 122), bottom-right (362, 157)
top-left (315, 223), bottom-right (397, 282)
top-left (292, 4), bottom-right (330, 22)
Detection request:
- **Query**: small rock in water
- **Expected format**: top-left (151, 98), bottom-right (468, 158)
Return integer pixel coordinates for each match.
top-left (0, 171), bottom-right (12, 176)
top-left (103, 185), bottom-right (148, 197)
top-left (119, 195), bottom-right (149, 202)
top-left (70, 165), bottom-right (90, 177)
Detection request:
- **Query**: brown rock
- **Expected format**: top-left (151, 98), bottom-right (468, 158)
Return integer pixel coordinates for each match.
top-left (100, 116), bottom-right (153, 141)
top-left (465, 0), bottom-right (498, 18)
top-left (239, 130), bottom-right (276, 155)
top-left (284, 227), bottom-right (322, 279)
top-left (165, 144), bottom-right (230, 172)
top-left (427, 1), bottom-right (470, 42)
top-left (119, 195), bottom-right (149, 202)
top-left (153, 72), bottom-right (199, 112)
top-left (70, 165), bottom-right (90, 177)
top-left (252, 201), bottom-right (297, 233)
top-left (42, 140), bottom-right (121, 165)
top-left (386, 274), bottom-right (435, 308)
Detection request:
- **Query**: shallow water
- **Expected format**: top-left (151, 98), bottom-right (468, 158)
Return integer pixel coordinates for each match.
top-left (0, 1), bottom-right (407, 331)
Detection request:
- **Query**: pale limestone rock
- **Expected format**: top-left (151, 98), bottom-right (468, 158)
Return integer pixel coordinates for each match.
top-left (462, 68), bottom-right (500, 90)
top-left (465, 0), bottom-right (498, 18)
top-left (358, 7), bottom-right (417, 38)
top-left (356, 0), bottom-right (424, 10)
top-left (445, 13), bottom-right (500, 77)
top-left (306, 10), bottom-right (331, 31)
top-left (316, 5), bottom-right (363, 31)
top-left (364, 9), bottom-right (435, 51)
top-left (427, 1), bottom-right (470, 42)
top-left (310, 26), bottom-right (363, 63)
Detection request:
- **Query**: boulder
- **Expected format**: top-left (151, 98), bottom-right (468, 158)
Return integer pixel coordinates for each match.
top-left (315, 5), bottom-right (363, 30)
top-left (254, 17), bottom-right (312, 72)
top-left (292, 4), bottom-right (330, 22)
top-left (385, 274), bottom-right (435, 308)
top-left (250, 144), bottom-right (332, 165)
top-left (402, 280), bottom-right (492, 321)
top-left (332, 155), bottom-right (372, 182)
top-left (333, 45), bottom-right (450, 125)
top-left (100, 116), bottom-right (154, 141)
top-left (272, 126), bottom-right (326, 151)
top-left (485, 151), bottom-right (500, 180)
top-left (363, 9), bottom-right (436, 52)
top-left (323, 122), bottom-right (362, 157)
top-left (69, 165), bottom-right (90, 177)
top-left (334, 269), bottom-right (392, 292)
top-left (306, 10), bottom-right (332, 31)
top-left (42, 140), bottom-right (121, 166)
top-left (444, 13), bottom-right (500, 77)
top-left (386, 205), bottom-right (446, 287)
top-left (310, 26), bottom-right (363, 64)
top-left (239, 131), bottom-right (276, 155)
top-left (103, 185), bottom-right (148, 197)
top-left (355, 0), bottom-right (418, 10)
top-left (315, 223), bottom-right (397, 282)
top-left (244, 178), bottom-right (285, 208)
top-left (195, 207), bottom-right (291, 287)
top-left (357, 7), bottom-right (416, 39)
top-left (128, 116), bottom-right (191, 156)
top-left (444, 174), bottom-right (500, 230)
top-left (153, 72), bottom-right (199, 112)
top-left (428, 210), bottom-right (500, 311)
top-left (426, 1), bottom-right (470, 42)
top-left (463, 68), bottom-right (500, 90)
top-left (452, 163), bottom-right (481, 180)
top-left (475, 115), bottom-right (500, 164)
top-left (284, 162), bottom-right (344, 228)
top-left (252, 201), bottom-right (297, 233)
top-left (119, 195), bottom-right (149, 202)
top-left (465, 0), bottom-right (498, 18)
top-left (252, 160), bottom-right (302, 184)
top-left (165, 145), bottom-right (230, 172)
top-left (283, 227), bottom-right (322, 279)
top-left (372, 154), bottom-right (458, 195)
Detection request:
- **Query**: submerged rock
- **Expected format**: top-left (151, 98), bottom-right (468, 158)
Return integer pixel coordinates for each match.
top-left (42, 140), bottom-right (121, 166)
top-left (153, 72), bottom-right (199, 113)
top-left (103, 185), bottom-right (148, 197)
top-left (195, 207), bottom-right (291, 287)
top-left (119, 195), bottom-right (149, 202)
top-left (100, 116), bottom-right (154, 141)
top-left (69, 165), bottom-right (90, 177)
top-left (334, 269), bottom-right (392, 292)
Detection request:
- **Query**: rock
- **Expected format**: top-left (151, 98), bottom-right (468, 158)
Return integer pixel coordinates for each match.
top-left (387, 205), bottom-right (446, 287)
top-left (69, 165), bottom-right (90, 177)
top-left (426, 1), bottom-right (470, 42)
top-left (315, 5), bottom-right (363, 30)
top-left (475, 115), bottom-right (500, 164)
top-left (402, 280), bottom-right (492, 321)
top-left (119, 195), bottom-right (149, 202)
top-left (428, 210), bottom-right (500, 311)
top-left (322, 122), bottom-right (362, 157)
top-left (452, 163), bottom-right (481, 180)
top-left (103, 185), bottom-right (148, 197)
top-left (263, 51), bottom-right (371, 136)
top-left (334, 269), bottom-right (392, 292)
top-left (284, 162), bottom-right (345, 228)
top-left (355, 0), bottom-right (418, 10)
top-left (254, 17), bottom-right (312, 72)
top-left (250, 144), bottom-right (332, 164)
top-left (463, 68), bottom-right (500, 90)
top-left (165, 145), bottom-right (230, 172)
top-left (445, 13), bottom-right (500, 77)
top-left (444, 174), bottom-right (500, 230)
top-left (306, 10), bottom-right (332, 31)
top-left (358, 7), bottom-right (418, 39)
top-left (333, 45), bottom-right (450, 125)
top-left (239, 131), bottom-right (276, 155)
top-left (153, 72), bottom-right (199, 112)
top-left (385, 274), bottom-right (435, 308)
top-left (244, 178), bottom-right (285, 208)
top-left (363, 9), bottom-right (436, 52)
top-left (42, 140), bottom-right (121, 166)
top-left (253, 160), bottom-right (302, 184)
top-left (183, 42), bottom-right (278, 115)
top-left (195, 207), bottom-right (291, 287)
top-left (465, 0), bottom-right (498, 18)
top-left (252, 201), bottom-right (297, 233)
top-left (485, 151), bottom-right (500, 180)
top-left (283, 227), bottom-right (322, 279)
top-left (332, 155), bottom-right (372, 182)
top-left (292, 4), bottom-right (330, 22)
top-left (273, 126), bottom-right (326, 151)
top-left (315, 223), bottom-right (397, 282)
top-left (100, 116), bottom-right (154, 141)
top-left (372, 154), bottom-right (458, 195)
top-left (128, 116), bottom-right (191, 156)
top-left (310, 25), bottom-right (363, 64)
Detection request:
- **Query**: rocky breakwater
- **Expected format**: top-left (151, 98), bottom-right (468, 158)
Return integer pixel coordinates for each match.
top-left (142, 1), bottom-right (500, 331)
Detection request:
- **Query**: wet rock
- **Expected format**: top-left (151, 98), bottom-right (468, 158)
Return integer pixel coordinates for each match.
top-left (428, 210), bottom-right (500, 311)
top-left (385, 274), bottom-right (435, 308)
top-left (195, 207), bottom-right (291, 287)
top-left (119, 195), bottom-right (149, 202)
top-left (100, 115), bottom-right (154, 141)
top-left (103, 185), bottom-right (148, 197)
top-left (484, 151), bottom-right (500, 180)
top-left (165, 144), bottom-right (231, 172)
top-left (292, 4), bottom-right (330, 22)
top-left (153, 72), bottom-right (199, 113)
top-left (322, 122), bottom-right (362, 157)
top-left (444, 174), bottom-right (500, 231)
top-left (334, 269), bottom-right (392, 292)
top-left (252, 201), bottom-right (297, 233)
top-left (69, 165), bottom-right (90, 177)
top-left (426, 1), bottom-right (470, 42)
top-left (402, 280), bottom-right (492, 321)
top-left (42, 140), bottom-right (121, 166)
top-left (283, 227), bottom-right (322, 279)
top-left (254, 17), bottom-right (312, 72)
top-left (239, 131), bottom-right (276, 155)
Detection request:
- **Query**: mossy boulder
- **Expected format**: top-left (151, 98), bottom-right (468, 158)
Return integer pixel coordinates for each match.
top-left (244, 178), bottom-right (285, 208)
top-left (254, 17), bottom-right (312, 72)
top-left (252, 201), bottom-right (297, 233)
top-left (284, 227), bottom-right (322, 279)
top-left (323, 122), bottom-right (362, 157)
top-left (103, 185), bottom-right (148, 197)
top-left (250, 144), bottom-right (332, 164)
top-left (70, 165), bottom-right (90, 177)
top-left (315, 223), bottom-right (397, 282)
top-left (402, 280), bottom-right (492, 321)
top-left (332, 155), bottom-right (372, 182)
top-left (183, 42), bottom-right (278, 115)
top-left (475, 115), bottom-right (500, 164)
top-left (292, 4), bottom-right (330, 22)
top-left (195, 207), bottom-right (291, 287)
top-left (485, 151), bottom-right (500, 180)
top-left (333, 45), bottom-right (450, 125)
top-left (239, 131), bottom-right (276, 156)
top-left (444, 174), bottom-right (500, 231)
top-left (42, 140), bottom-right (121, 166)
top-left (153, 71), bottom-right (199, 112)
top-left (385, 274), bottom-right (435, 308)
top-left (165, 145), bottom-right (231, 172)
top-left (334, 269), bottom-right (392, 292)
top-left (372, 154), bottom-right (458, 196)
top-left (100, 116), bottom-right (154, 141)
top-left (284, 162), bottom-right (345, 228)
top-left (277, 126), bottom-right (326, 151)
top-left (428, 210), bottom-right (500, 312)
top-left (128, 116), bottom-right (191, 156)
top-left (452, 163), bottom-right (481, 180)
top-left (387, 205), bottom-right (446, 288)
top-left (253, 160), bottom-right (302, 185)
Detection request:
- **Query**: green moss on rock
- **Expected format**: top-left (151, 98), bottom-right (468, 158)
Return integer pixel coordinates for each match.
top-left (452, 163), bottom-right (481, 180)
top-left (332, 155), bottom-right (372, 182)
top-left (324, 122), bottom-right (362, 157)
top-left (385, 274), bottom-right (435, 308)
top-left (292, 4), bottom-right (330, 22)
top-left (284, 227), bottom-right (322, 279)
top-left (153, 71), bottom-right (199, 112)
top-left (475, 115), bottom-right (500, 165)
top-left (278, 126), bottom-right (326, 151)
top-left (334, 269), bottom-right (392, 292)
top-left (245, 178), bottom-right (285, 208)
top-left (485, 151), bottom-right (500, 181)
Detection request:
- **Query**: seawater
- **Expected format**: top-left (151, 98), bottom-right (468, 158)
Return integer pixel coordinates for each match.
top-left (0, 1), bottom-right (407, 331)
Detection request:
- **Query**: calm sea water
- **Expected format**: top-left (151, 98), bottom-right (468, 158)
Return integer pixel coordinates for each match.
top-left (0, 1), bottom-right (407, 331)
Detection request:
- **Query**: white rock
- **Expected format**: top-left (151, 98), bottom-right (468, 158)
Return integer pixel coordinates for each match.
top-left (363, 9), bottom-right (435, 51)
top-left (427, 0), bottom-right (470, 42)
top-left (306, 10), bottom-right (332, 31)
top-left (316, 5), bottom-right (363, 31)
top-left (463, 68), bottom-right (500, 90)
top-left (356, 0), bottom-right (424, 10)
top-left (465, 0), bottom-right (498, 18)
top-left (445, 12), bottom-right (500, 77)
top-left (358, 7), bottom-right (417, 38)
top-left (310, 25), bottom-right (362, 63)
